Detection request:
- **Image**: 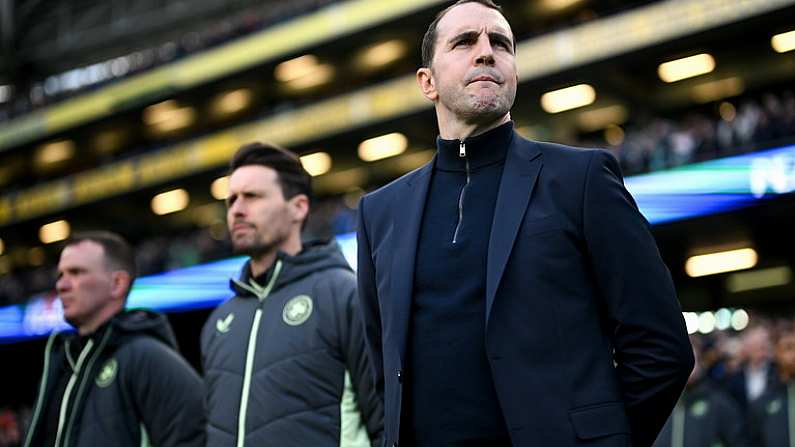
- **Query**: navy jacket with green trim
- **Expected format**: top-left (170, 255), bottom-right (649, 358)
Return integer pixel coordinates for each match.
top-left (24, 309), bottom-right (205, 447)
top-left (201, 240), bottom-right (383, 447)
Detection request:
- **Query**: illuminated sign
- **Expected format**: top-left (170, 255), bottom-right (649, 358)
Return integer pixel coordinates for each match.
top-left (627, 143), bottom-right (795, 224)
top-left (2, 145), bottom-right (794, 343)
top-left (0, 235), bottom-right (357, 343)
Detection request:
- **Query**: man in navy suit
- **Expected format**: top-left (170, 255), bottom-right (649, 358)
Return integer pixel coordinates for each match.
top-left (356, 1), bottom-right (694, 446)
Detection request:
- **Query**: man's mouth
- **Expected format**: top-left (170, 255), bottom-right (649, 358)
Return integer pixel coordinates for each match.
top-left (231, 223), bottom-right (254, 232)
top-left (470, 75), bottom-right (498, 84)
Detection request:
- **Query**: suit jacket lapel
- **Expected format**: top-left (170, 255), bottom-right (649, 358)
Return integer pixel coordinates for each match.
top-left (486, 137), bottom-right (542, 324)
top-left (390, 159), bottom-right (434, 366)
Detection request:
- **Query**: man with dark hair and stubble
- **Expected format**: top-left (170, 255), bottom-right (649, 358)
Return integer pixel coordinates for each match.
top-left (356, 1), bottom-right (694, 446)
top-left (201, 142), bottom-right (382, 447)
top-left (24, 231), bottom-right (205, 447)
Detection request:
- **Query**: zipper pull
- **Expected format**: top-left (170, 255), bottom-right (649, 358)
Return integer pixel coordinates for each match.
top-left (459, 141), bottom-right (466, 158)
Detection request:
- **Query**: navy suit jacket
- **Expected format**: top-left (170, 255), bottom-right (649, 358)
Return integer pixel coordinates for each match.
top-left (356, 131), bottom-right (694, 447)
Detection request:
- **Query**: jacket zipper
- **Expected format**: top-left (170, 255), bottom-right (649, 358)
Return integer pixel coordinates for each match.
top-left (452, 141), bottom-right (470, 244)
top-left (54, 339), bottom-right (95, 447)
top-left (61, 327), bottom-right (113, 447)
top-left (237, 260), bottom-right (283, 447)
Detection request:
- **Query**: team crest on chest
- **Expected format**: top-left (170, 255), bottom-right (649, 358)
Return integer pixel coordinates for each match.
top-left (283, 295), bottom-right (313, 326)
top-left (96, 358), bottom-right (118, 388)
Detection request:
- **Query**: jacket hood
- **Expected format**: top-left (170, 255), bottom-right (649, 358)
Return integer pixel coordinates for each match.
top-left (231, 239), bottom-right (351, 298)
top-left (108, 309), bottom-right (178, 349)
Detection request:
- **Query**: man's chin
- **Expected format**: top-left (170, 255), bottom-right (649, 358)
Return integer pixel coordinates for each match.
top-left (232, 242), bottom-right (272, 258)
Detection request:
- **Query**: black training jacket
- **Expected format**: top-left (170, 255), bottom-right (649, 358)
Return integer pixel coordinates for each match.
top-left (201, 240), bottom-right (383, 447)
top-left (24, 309), bottom-right (205, 447)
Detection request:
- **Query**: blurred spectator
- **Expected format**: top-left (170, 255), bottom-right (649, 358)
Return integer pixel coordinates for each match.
top-left (653, 337), bottom-right (748, 447)
top-left (725, 326), bottom-right (775, 412)
top-left (576, 90), bottom-right (795, 176)
top-left (0, 408), bottom-right (22, 447)
top-left (749, 327), bottom-right (795, 446)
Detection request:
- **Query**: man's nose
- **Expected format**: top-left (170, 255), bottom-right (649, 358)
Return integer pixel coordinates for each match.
top-left (56, 276), bottom-right (70, 293)
top-left (474, 36), bottom-right (495, 65)
top-left (228, 199), bottom-right (245, 217)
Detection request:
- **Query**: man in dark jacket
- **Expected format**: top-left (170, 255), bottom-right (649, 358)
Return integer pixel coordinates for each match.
top-left (24, 231), bottom-right (205, 447)
top-left (201, 143), bottom-right (382, 446)
top-left (356, 1), bottom-right (693, 446)
top-left (749, 327), bottom-right (795, 446)
top-left (653, 339), bottom-right (748, 447)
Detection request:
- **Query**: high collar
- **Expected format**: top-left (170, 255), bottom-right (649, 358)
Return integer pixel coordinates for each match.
top-left (436, 121), bottom-right (514, 172)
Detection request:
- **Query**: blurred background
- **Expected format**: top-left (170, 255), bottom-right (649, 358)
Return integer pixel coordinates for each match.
top-left (0, 0), bottom-right (793, 445)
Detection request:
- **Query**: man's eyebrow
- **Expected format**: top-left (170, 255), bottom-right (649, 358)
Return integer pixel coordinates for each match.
top-left (448, 30), bottom-right (514, 48)
top-left (448, 30), bottom-right (480, 45)
top-left (489, 32), bottom-right (513, 47)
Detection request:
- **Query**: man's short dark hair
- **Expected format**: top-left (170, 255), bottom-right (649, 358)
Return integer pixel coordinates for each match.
top-left (65, 231), bottom-right (137, 290)
top-left (421, 0), bottom-right (512, 68)
top-left (229, 142), bottom-right (312, 203)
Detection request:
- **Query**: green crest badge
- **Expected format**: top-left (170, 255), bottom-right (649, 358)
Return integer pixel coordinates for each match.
top-left (283, 295), bottom-right (313, 326)
top-left (690, 400), bottom-right (709, 417)
top-left (216, 313), bottom-right (234, 334)
top-left (96, 358), bottom-right (118, 388)
top-left (768, 399), bottom-right (782, 415)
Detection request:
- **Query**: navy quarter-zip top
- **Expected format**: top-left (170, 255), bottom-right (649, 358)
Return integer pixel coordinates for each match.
top-left (404, 121), bottom-right (514, 447)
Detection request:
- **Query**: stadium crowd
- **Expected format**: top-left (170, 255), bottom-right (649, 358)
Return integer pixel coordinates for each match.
top-left (577, 89), bottom-right (795, 176)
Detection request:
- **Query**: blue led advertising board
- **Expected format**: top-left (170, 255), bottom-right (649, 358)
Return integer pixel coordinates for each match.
top-left (2, 145), bottom-right (794, 343)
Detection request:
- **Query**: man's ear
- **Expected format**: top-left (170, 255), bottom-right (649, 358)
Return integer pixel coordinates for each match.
top-left (289, 194), bottom-right (310, 226)
top-left (110, 271), bottom-right (132, 301)
top-left (416, 67), bottom-right (438, 101)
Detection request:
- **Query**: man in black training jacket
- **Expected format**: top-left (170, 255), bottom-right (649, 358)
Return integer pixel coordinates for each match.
top-left (201, 143), bottom-right (382, 447)
top-left (24, 231), bottom-right (205, 447)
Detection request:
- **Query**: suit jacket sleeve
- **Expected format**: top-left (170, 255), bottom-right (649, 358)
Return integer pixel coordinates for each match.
top-left (356, 196), bottom-right (385, 398)
top-left (582, 150), bottom-right (694, 447)
top-left (128, 338), bottom-right (206, 447)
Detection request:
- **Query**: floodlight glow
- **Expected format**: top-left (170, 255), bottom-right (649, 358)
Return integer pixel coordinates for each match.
top-left (36, 140), bottom-right (75, 166)
top-left (300, 152), bottom-right (332, 176)
top-left (715, 308), bottom-right (732, 330)
top-left (658, 54), bottom-right (715, 83)
top-left (144, 100), bottom-right (195, 132)
top-left (39, 220), bottom-right (70, 244)
top-left (731, 309), bottom-right (749, 331)
top-left (213, 88), bottom-right (252, 116)
top-left (683, 312), bottom-right (699, 335)
top-left (698, 312), bottom-right (716, 334)
top-left (685, 248), bottom-right (757, 278)
top-left (211, 177), bottom-right (229, 200)
top-left (541, 84), bottom-right (596, 113)
top-left (151, 189), bottom-right (189, 215)
top-left (357, 40), bottom-right (407, 70)
top-left (358, 133), bottom-right (408, 162)
top-left (275, 55), bottom-right (320, 82)
top-left (772, 30), bottom-right (795, 53)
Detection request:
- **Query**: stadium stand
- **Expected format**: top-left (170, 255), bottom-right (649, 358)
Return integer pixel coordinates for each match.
top-left (0, 0), bottom-right (794, 445)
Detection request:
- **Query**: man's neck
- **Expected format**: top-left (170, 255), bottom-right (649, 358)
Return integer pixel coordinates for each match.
top-left (77, 307), bottom-right (121, 336)
top-left (249, 239), bottom-right (302, 278)
top-left (438, 113), bottom-right (511, 141)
